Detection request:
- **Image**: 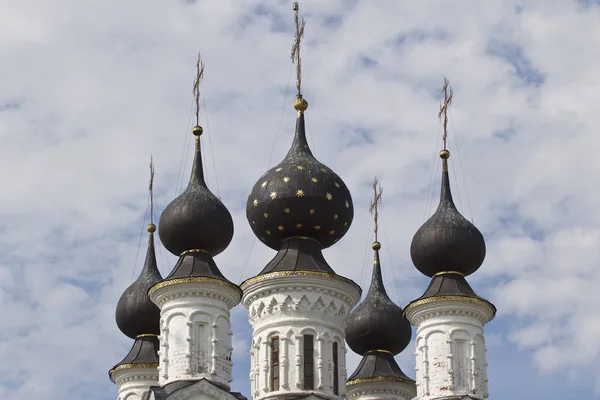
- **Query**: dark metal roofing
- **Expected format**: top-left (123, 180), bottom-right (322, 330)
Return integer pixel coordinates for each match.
top-left (159, 132), bottom-right (234, 257)
top-left (246, 109), bottom-right (353, 251)
top-left (345, 243), bottom-right (412, 356)
top-left (405, 273), bottom-right (497, 317)
top-left (347, 350), bottom-right (415, 384)
top-left (109, 335), bottom-right (159, 382)
top-left (410, 157), bottom-right (486, 277)
top-left (115, 230), bottom-right (163, 339)
top-left (259, 237), bottom-right (335, 275)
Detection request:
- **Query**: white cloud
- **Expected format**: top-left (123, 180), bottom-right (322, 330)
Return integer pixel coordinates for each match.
top-left (1, 0), bottom-right (600, 398)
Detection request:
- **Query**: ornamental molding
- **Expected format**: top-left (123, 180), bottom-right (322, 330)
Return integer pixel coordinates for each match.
top-left (346, 384), bottom-right (416, 400)
top-left (248, 293), bottom-right (348, 325)
top-left (405, 300), bottom-right (494, 326)
top-left (150, 283), bottom-right (241, 310)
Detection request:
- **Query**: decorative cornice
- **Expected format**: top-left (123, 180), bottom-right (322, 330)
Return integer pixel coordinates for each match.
top-left (149, 276), bottom-right (241, 297)
top-left (109, 362), bottom-right (159, 382)
top-left (405, 296), bottom-right (495, 326)
top-left (241, 270), bottom-right (359, 290)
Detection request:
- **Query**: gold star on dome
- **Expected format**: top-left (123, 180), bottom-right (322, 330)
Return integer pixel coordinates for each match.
top-left (329, 230), bottom-right (335, 235)
top-left (320, 168), bottom-right (327, 173)
top-left (309, 209), bottom-right (315, 214)
top-left (264, 213), bottom-right (269, 218)
top-left (325, 192), bottom-right (333, 200)
top-left (311, 177), bottom-right (318, 183)
top-left (276, 167), bottom-right (283, 172)
top-left (265, 230), bottom-right (271, 236)
top-left (296, 189), bottom-right (304, 197)
top-left (261, 181), bottom-right (268, 188)
top-left (333, 214), bottom-right (338, 220)
top-left (283, 177), bottom-right (290, 183)
top-left (297, 165), bottom-right (304, 170)
top-left (270, 192), bottom-right (277, 199)
top-left (345, 200), bottom-right (350, 208)
top-left (296, 223), bottom-right (303, 229)
top-left (335, 182), bottom-right (341, 188)
top-left (278, 225), bottom-right (285, 231)
top-left (252, 220), bottom-right (256, 225)
top-left (253, 199), bottom-right (258, 207)
top-left (284, 208), bottom-right (291, 214)
top-left (344, 221), bottom-right (348, 227)
top-left (261, 237), bottom-right (266, 241)
top-left (314, 225), bottom-right (321, 230)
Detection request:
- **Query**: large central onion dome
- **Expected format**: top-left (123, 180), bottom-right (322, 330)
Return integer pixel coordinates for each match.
top-left (345, 242), bottom-right (412, 356)
top-left (115, 224), bottom-right (163, 339)
top-left (159, 126), bottom-right (234, 257)
top-left (410, 150), bottom-right (486, 277)
top-left (246, 98), bottom-right (353, 250)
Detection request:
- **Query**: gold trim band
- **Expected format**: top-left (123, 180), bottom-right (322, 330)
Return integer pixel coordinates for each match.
top-left (241, 270), bottom-right (360, 292)
top-left (404, 295), bottom-right (496, 317)
top-left (109, 362), bottom-right (159, 376)
top-left (433, 271), bottom-right (464, 277)
top-left (180, 249), bottom-right (211, 256)
top-left (149, 276), bottom-right (242, 297)
top-left (347, 376), bottom-right (414, 386)
top-left (372, 349), bottom-right (393, 355)
top-left (135, 334), bottom-right (158, 339)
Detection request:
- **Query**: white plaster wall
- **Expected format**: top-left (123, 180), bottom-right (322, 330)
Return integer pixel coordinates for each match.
top-left (346, 380), bottom-right (416, 400)
top-left (405, 300), bottom-right (494, 400)
top-left (242, 274), bottom-right (361, 400)
top-left (150, 282), bottom-right (240, 388)
top-left (113, 367), bottom-right (159, 400)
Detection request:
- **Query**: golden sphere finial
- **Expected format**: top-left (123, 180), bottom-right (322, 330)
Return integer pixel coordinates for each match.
top-left (147, 223), bottom-right (156, 233)
top-left (192, 125), bottom-right (203, 136)
top-left (440, 149), bottom-right (450, 159)
top-left (372, 241), bottom-right (381, 250)
top-left (294, 96), bottom-right (308, 112)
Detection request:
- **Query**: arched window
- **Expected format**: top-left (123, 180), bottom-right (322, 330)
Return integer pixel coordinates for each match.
top-left (332, 341), bottom-right (339, 395)
top-left (303, 334), bottom-right (314, 390)
top-left (271, 337), bottom-right (280, 391)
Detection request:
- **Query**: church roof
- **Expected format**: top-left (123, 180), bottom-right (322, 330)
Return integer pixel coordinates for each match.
top-left (109, 335), bottom-right (159, 383)
top-left (347, 350), bottom-right (415, 385)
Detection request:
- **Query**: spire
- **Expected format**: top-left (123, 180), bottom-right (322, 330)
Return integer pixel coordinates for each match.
top-left (345, 179), bottom-right (411, 356)
top-left (115, 158), bottom-right (163, 339)
top-left (158, 55), bottom-right (234, 257)
top-left (410, 79), bottom-right (486, 278)
top-left (246, 3), bottom-right (354, 261)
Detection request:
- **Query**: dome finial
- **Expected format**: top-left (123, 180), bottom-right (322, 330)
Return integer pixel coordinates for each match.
top-left (193, 52), bottom-right (205, 134)
top-left (368, 177), bottom-right (383, 244)
top-left (291, 2), bottom-right (308, 112)
top-left (438, 77), bottom-right (453, 154)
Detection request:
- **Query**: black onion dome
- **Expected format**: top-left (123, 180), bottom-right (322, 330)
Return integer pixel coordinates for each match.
top-left (109, 335), bottom-right (160, 382)
top-left (410, 153), bottom-right (486, 277)
top-left (345, 242), bottom-right (412, 356)
top-left (159, 127), bottom-right (234, 257)
top-left (115, 225), bottom-right (163, 339)
top-left (246, 104), bottom-right (353, 251)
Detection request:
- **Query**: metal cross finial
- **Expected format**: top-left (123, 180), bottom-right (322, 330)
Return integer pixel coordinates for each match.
top-left (369, 177), bottom-right (383, 243)
top-left (193, 53), bottom-right (205, 126)
top-left (438, 77), bottom-right (453, 150)
top-left (149, 156), bottom-right (155, 225)
top-left (290, 2), bottom-right (306, 97)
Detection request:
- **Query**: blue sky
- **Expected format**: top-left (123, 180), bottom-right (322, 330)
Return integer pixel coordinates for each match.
top-left (1, 0), bottom-right (600, 399)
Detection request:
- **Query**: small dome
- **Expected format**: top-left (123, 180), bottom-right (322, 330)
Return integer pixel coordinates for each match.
top-left (115, 227), bottom-right (163, 339)
top-left (345, 242), bottom-right (412, 356)
top-left (247, 103), bottom-right (353, 250)
top-left (410, 156), bottom-right (485, 277)
top-left (159, 128), bottom-right (234, 257)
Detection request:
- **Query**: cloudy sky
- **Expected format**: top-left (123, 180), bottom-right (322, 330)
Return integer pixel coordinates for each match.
top-left (1, 0), bottom-right (600, 399)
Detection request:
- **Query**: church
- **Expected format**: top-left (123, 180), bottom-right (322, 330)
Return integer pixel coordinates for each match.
top-left (108, 4), bottom-right (496, 400)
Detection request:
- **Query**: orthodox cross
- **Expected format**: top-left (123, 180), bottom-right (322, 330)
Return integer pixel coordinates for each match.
top-left (290, 2), bottom-right (306, 97)
top-left (369, 177), bottom-right (383, 243)
top-left (149, 156), bottom-right (155, 225)
top-left (438, 77), bottom-right (453, 150)
top-left (193, 53), bottom-right (205, 126)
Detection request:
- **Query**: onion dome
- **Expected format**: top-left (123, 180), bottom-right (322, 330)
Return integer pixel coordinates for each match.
top-left (115, 224), bottom-right (163, 339)
top-left (246, 97), bottom-right (353, 251)
top-left (109, 335), bottom-right (159, 382)
top-left (345, 242), bottom-right (412, 356)
top-left (410, 150), bottom-right (486, 277)
top-left (159, 125), bottom-right (234, 257)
